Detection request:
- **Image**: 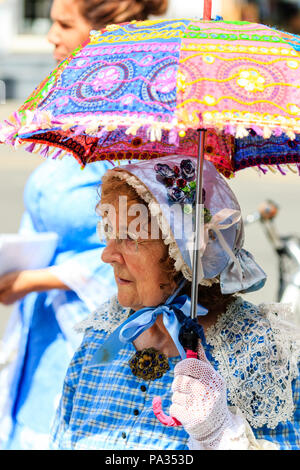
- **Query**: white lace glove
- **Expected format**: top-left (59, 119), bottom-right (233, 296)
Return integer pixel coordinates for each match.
top-left (169, 343), bottom-right (259, 450)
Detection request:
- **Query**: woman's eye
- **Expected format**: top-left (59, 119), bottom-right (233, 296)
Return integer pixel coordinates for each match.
top-left (59, 22), bottom-right (72, 30)
top-left (126, 232), bottom-right (138, 242)
top-left (124, 237), bottom-right (135, 247)
top-left (103, 223), bottom-right (114, 237)
top-left (97, 221), bottom-right (108, 241)
top-left (124, 235), bottom-right (138, 251)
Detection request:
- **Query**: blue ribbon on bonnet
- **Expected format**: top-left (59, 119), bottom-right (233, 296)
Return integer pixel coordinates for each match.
top-left (89, 295), bottom-right (208, 366)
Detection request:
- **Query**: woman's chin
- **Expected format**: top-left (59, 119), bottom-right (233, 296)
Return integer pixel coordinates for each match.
top-left (117, 290), bottom-right (137, 309)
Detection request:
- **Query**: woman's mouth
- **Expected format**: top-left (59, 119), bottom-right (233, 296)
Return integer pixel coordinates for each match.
top-left (116, 276), bottom-right (133, 285)
top-left (53, 51), bottom-right (67, 63)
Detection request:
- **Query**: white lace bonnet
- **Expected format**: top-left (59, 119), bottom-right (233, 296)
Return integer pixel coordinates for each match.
top-left (100, 155), bottom-right (266, 294)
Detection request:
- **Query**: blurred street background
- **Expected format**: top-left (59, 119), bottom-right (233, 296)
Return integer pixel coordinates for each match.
top-left (1, 0), bottom-right (300, 337)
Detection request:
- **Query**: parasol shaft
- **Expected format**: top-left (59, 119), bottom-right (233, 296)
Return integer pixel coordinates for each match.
top-left (190, 129), bottom-right (207, 320)
top-left (203, 0), bottom-right (212, 20)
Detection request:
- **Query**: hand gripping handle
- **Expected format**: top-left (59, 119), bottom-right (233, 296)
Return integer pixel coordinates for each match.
top-left (152, 349), bottom-right (198, 427)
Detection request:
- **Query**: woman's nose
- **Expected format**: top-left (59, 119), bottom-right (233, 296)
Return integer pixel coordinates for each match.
top-left (47, 23), bottom-right (60, 46)
top-left (101, 240), bottom-right (124, 265)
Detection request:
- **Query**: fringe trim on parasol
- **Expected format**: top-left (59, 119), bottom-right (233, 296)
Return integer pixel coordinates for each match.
top-left (253, 163), bottom-right (300, 176)
top-left (13, 136), bottom-right (300, 177)
top-left (1, 109), bottom-right (300, 176)
top-left (1, 108), bottom-right (300, 149)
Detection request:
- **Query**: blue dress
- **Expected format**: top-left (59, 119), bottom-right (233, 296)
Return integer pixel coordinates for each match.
top-left (0, 157), bottom-right (116, 450)
top-left (51, 296), bottom-right (300, 450)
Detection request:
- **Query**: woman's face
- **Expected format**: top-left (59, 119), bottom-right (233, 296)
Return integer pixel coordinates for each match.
top-left (47, 0), bottom-right (92, 63)
top-left (101, 203), bottom-right (176, 311)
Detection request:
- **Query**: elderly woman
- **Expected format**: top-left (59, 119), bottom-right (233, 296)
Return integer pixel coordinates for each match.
top-left (51, 156), bottom-right (300, 450)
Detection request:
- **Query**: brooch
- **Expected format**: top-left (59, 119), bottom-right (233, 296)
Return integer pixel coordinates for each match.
top-left (129, 347), bottom-right (170, 381)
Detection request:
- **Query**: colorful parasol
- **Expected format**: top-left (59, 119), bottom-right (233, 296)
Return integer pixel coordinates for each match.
top-left (1, 2), bottom-right (300, 313)
top-left (1, 7), bottom-right (300, 177)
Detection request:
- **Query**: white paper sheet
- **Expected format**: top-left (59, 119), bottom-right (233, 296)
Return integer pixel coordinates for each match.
top-left (0, 232), bottom-right (58, 276)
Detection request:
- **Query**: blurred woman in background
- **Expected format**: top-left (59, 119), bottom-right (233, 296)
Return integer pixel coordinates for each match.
top-left (0, 0), bottom-right (168, 450)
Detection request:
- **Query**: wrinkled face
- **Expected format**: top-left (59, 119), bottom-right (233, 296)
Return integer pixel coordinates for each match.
top-left (47, 0), bottom-right (92, 63)
top-left (100, 201), bottom-right (176, 311)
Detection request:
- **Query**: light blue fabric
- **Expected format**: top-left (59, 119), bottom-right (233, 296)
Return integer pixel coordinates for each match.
top-left (50, 298), bottom-right (300, 450)
top-left (220, 248), bottom-right (267, 294)
top-left (0, 157), bottom-right (116, 450)
top-left (90, 295), bottom-right (208, 365)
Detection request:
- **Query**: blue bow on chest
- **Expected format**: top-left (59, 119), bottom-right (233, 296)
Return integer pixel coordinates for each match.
top-left (89, 295), bottom-right (208, 366)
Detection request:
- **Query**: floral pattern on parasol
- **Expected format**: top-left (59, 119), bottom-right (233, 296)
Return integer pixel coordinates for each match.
top-left (1, 18), bottom-right (300, 176)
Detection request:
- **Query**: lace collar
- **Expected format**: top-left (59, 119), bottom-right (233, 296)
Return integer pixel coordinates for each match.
top-left (75, 295), bottom-right (300, 429)
top-left (75, 295), bottom-right (131, 335)
top-left (206, 297), bottom-right (300, 429)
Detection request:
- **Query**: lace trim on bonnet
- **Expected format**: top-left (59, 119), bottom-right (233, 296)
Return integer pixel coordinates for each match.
top-left (102, 169), bottom-right (217, 287)
top-left (76, 295), bottom-right (300, 430)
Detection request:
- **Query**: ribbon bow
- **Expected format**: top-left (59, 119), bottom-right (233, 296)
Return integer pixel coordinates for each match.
top-left (188, 208), bottom-right (242, 282)
top-left (89, 295), bottom-right (208, 366)
top-left (203, 208), bottom-right (242, 275)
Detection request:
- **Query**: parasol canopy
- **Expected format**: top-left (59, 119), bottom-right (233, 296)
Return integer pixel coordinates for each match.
top-left (1, 16), bottom-right (300, 176)
top-left (1, 2), bottom-right (300, 427)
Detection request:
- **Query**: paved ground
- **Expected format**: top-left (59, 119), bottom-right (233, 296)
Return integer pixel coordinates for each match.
top-left (0, 101), bottom-right (300, 338)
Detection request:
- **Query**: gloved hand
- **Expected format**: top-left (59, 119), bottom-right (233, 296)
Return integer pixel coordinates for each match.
top-left (169, 342), bottom-right (247, 450)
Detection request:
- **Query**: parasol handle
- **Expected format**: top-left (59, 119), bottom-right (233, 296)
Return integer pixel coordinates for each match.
top-left (203, 0), bottom-right (212, 20)
top-left (152, 348), bottom-right (198, 427)
top-left (152, 397), bottom-right (181, 427)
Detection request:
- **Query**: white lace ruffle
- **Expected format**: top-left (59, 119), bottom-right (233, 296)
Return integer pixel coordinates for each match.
top-left (259, 302), bottom-right (300, 381)
top-left (102, 169), bottom-right (217, 287)
top-left (188, 407), bottom-right (279, 450)
top-left (230, 407), bottom-right (279, 450)
top-left (74, 295), bottom-right (131, 334)
top-left (206, 298), bottom-right (300, 429)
